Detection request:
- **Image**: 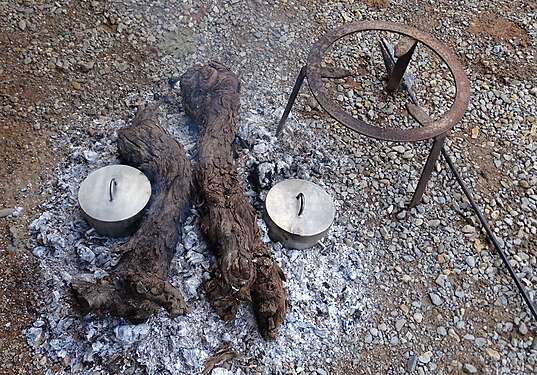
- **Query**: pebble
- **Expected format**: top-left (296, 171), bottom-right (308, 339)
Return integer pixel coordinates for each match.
top-left (429, 293), bottom-right (443, 306)
top-left (485, 347), bottom-right (501, 361)
top-left (465, 255), bottom-right (476, 268)
top-left (518, 322), bottom-right (528, 335)
top-left (418, 351), bottom-right (432, 364)
top-left (0, 208), bottom-right (16, 218)
top-left (395, 319), bottom-right (407, 331)
top-left (463, 363), bottom-right (477, 374)
top-left (435, 275), bottom-right (447, 287)
top-left (407, 355), bottom-right (418, 373)
top-left (474, 337), bottom-right (486, 347)
top-left (461, 225), bottom-right (475, 234)
top-left (428, 219), bottom-right (441, 227)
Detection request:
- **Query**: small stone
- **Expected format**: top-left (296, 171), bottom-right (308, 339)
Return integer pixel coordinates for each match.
top-left (429, 219), bottom-right (441, 227)
top-left (485, 347), bottom-right (500, 361)
top-left (465, 255), bottom-right (476, 268)
top-left (18, 19), bottom-right (27, 30)
top-left (413, 312), bottom-right (423, 323)
top-left (461, 225), bottom-right (475, 234)
top-left (474, 337), bottom-right (486, 347)
top-left (463, 363), bottom-right (477, 374)
top-left (418, 351), bottom-right (432, 364)
top-left (435, 274), bottom-right (447, 287)
top-left (72, 81), bottom-right (82, 90)
top-left (402, 275), bottom-right (412, 282)
top-left (518, 322), bottom-right (528, 335)
top-left (407, 355), bottom-right (418, 373)
top-left (395, 318), bottom-right (406, 331)
top-left (0, 208), bottom-right (16, 218)
top-left (437, 326), bottom-right (447, 336)
top-left (429, 292), bottom-right (443, 306)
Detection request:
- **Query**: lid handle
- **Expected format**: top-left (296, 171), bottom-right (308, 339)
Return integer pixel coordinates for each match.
top-left (109, 178), bottom-right (117, 201)
top-left (296, 192), bottom-right (305, 217)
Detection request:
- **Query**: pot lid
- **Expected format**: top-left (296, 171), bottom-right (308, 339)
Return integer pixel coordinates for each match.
top-left (78, 165), bottom-right (151, 222)
top-left (265, 179), bottom-right (335, 237)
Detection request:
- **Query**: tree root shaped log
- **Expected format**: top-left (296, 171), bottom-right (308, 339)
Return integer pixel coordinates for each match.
top-left (71, 102), bottom-right (193, 322)
top-left (180, 61), bottom-right (287, 339)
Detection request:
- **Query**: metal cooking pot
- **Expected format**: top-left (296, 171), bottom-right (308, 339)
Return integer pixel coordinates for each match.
top-left (78, 165), bottom-right (152, 237)
top-left (264, 179), bottom-right (335, 250)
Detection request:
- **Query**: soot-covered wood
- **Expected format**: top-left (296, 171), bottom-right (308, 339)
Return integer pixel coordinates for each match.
top-left (71, 102), bottom-right (193, 322)
top-left (180, 61), bottom-right (287, 339)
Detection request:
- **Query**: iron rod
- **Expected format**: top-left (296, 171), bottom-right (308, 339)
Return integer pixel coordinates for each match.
top-left (276, 66), bottom-right (307, 137)
top-left (442, 148), bottom-right (537, 321)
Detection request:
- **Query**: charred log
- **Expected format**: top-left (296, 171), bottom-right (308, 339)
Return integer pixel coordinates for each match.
top-left (180, 61), bottom-right (287, 339)
top-left (71, 102), bottom-right (193, 322)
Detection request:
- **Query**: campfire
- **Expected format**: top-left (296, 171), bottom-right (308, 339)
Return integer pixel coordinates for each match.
top-left (24, 20), bottom-right (535, 375)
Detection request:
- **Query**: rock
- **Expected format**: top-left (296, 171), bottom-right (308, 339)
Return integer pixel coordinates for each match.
top-left (0, 208), bottom-right (16, 218)
top-left (429, 292), bottom-right (443, 306)
top-left (395, 318), bottom-right (407, 331)
top-left (429, 219), bottom-right (441, 227)
top-left (474, 337), bottom-right (486, 347)
top-left (435, 274), bottom-right (447, 287)
top-left (518, 322), bottom-right (528, 335)
top-left (211, 368), bottom-right (233, 375)
top-left (418, 351), bottom-right (432, 364)
top-left (462, 225), bottom-right (475, 234)
top-left (407, 355), bottom-right (418, 373)
top-left (485, 347), bottom-right (500, 360)
top-left (463, 363), bottom-right (477, 374)
top-left (465, 255), bottom-right (476, 268)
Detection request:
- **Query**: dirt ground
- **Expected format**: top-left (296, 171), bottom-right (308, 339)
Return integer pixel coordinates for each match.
top-left (0, 0), bottom-right (535, 374)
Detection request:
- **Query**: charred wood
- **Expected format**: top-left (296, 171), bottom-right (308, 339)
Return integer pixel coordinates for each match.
top-left (180, 61), bottom-right (287, 339)
top-left (71, 102), bottom-right (193, 322)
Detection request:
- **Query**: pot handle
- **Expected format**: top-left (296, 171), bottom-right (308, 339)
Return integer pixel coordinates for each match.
top-left (109, 178), bottom-right (117, 201)
top-left (296, 192), bottom-right (305, 217)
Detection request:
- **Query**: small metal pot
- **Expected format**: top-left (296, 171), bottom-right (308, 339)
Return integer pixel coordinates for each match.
top-left (78, 165), bottom-right (152, 237)
top-left (264, 179), bottom-right (335, 250)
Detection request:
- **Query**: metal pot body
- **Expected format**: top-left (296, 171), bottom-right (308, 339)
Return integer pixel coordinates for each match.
top-left (264, 179), bottom-right (335, 250)
top-left (263, 209), bottom-right (330, 250)
top-left (81, 210), bottom-right (144, 238)
top-left (78, 165), bottom-right (152, 237)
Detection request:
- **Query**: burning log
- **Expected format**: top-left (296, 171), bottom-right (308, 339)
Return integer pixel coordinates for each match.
top-left (180, 61), bottom-right (287, 339)
top-left (71, 102), bottom-right (193, 322)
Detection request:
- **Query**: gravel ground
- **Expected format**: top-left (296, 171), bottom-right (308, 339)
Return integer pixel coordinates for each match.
top-left (1, 0), bottom-right (536, 374)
